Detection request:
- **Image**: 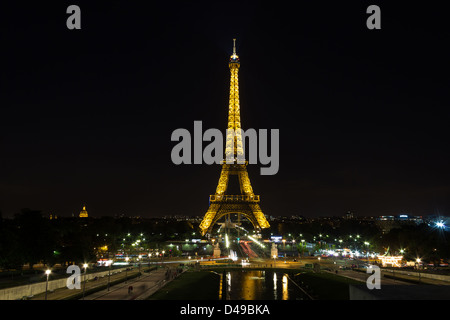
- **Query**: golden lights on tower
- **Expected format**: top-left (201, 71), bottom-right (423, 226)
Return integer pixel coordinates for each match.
top-left (199, 39), bottom-right (270, 236)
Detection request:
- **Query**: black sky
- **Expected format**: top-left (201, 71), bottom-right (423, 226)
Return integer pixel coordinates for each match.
top-left (1, 1), bottom-right (450, 218)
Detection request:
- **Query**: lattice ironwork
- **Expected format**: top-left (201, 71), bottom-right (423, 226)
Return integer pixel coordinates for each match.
top-left (199, 39), bottom-right (270, 236)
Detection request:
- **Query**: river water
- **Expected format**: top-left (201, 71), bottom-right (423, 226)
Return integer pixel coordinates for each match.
top-left (223, 270), bottom-right (310, 300)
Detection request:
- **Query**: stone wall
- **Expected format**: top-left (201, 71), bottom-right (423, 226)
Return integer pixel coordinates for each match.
top-left (0, 267), bottom-right (128, 300)
top-left (383, 269), bottom-right (450, 282)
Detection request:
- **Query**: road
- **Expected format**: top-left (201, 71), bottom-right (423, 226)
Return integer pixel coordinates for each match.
top-left (30, 267), bottom-right (148, 300)
top-left (328, 269), bottom-right (411, 285)
top-left (84, 267), bottom-right (174, 300)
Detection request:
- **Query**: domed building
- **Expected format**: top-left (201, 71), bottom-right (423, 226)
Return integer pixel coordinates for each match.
top-left (79, 205), bottom-right (88, 218)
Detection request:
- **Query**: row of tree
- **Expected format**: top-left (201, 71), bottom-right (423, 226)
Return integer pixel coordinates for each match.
top-left (0, 209), bottom-right (196, 271)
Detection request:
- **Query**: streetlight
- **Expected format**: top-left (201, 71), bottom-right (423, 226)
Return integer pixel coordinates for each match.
top-left (416, 258), bottom-right (422, 283)
top-left (138, 255), bottom-right (142, 277)
top-left (45, 269), bottom-right (51, 300)
top-left (107, 260), bottom-right (111, 292)
top-left (82, 263), bottom-right (88, 300)
top-left (364, 242), bottom-right (370, 264)
top-left (125, 257), bottom-right (129, 283)
top-left (300, 240), bottom-right (305, 258)
top-left (436, 221), bottom-right (445, 229)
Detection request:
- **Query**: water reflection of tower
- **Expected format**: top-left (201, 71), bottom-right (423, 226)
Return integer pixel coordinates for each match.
top-left (282, 274), bottom-right (288, 300)
top-left (273, 272), bottom-right (277, 300)
top-left (226, 271), bottom-right (231, 300)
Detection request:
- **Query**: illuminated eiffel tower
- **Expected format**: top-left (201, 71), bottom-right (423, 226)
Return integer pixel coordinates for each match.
top-left (199, 39), bottom-right (270, 236)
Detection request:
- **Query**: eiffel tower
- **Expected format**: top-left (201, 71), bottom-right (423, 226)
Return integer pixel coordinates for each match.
top-left (199, 39), bottom-right (270, 236)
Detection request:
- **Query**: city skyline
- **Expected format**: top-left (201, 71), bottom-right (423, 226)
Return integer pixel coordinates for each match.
top-left (1, 2), bottom-right (450, 219)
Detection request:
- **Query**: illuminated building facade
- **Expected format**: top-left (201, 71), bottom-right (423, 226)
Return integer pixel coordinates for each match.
top-left (377, 255), bottom-right (403, 268)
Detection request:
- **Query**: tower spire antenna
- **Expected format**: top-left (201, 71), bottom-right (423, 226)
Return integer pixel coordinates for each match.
top-left (230, 38), bottom-right (239, 60)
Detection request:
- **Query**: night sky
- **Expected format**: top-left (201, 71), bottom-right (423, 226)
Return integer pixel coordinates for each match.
top-left (1, 1), bottom-right (449, 218)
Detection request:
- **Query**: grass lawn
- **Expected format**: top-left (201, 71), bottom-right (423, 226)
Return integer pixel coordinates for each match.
top-left (148, 271), bottom-right (220, 300)
top-left (293, 271), bottom-right (362, 300)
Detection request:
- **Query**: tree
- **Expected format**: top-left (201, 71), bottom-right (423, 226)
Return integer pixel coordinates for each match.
top-left (297, 242), bottom-right (308, 257)
top-left (0, 221), bottom-right (25, 271)
top-left (13, 209), bottom-right (55, 268)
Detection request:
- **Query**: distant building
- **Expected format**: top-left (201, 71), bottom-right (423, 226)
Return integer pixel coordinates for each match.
top-left (376, 214), bottom-right (424, 233)
top-left (396, 214), bottom-right (423, 224)
top-left (79, 206), bottom-right (88, 218)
